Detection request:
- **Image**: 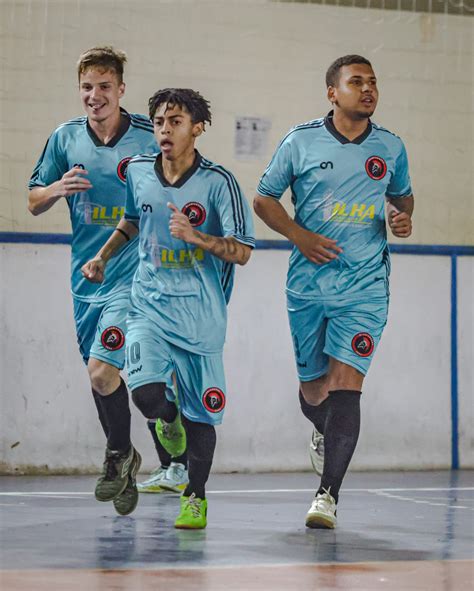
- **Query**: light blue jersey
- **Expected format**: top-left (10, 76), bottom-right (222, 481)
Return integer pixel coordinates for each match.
top-left (124, 151), bottom-right (255, 355)
top-left (257, 112), bottom-right (412, 299)
top-left (29, 109), bottom-right (158, 303)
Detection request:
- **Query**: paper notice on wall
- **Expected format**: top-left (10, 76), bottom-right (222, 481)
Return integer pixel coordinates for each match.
top-left (234, 116), bottom-right (271, 160)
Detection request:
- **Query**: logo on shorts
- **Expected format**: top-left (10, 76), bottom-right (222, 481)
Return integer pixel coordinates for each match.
top-left (365, 156), bottom-right (387, 180)
top-left (101, 326), bottom-right (125, 351)
top-left (202, 387), bottom-right (226, 413)
top-left (182, 202), bottom-right (206, 227)
top-left (351, 332), bottom-right (374, 357)
top-left (117, 157), bottom-right (132, 182)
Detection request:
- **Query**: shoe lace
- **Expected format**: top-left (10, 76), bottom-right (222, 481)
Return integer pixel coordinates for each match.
top-left (185, 493), bottom-right (202, 518)
top-left (314, 487), bottom-right (335, 511)
top-left (103, 452), bottom-right (119, 480)
top-left (168, 463), bottom-right (184, 480)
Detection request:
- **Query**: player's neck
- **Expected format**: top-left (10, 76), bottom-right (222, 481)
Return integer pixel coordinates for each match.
top-left (88, 109), bottom-right (122, 145)
top-left (162, 148), bottom-right (196, 185)
top-left (332, 109), bottom-right (370, 142)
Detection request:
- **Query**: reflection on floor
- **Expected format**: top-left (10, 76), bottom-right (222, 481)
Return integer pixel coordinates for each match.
top-left (1, 470), bottom-right (472, 590)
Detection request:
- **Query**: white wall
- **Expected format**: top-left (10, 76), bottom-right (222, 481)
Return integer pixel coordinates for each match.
top-left (1, 0), bottom-right (473, 245)
top-left (1, 244), bottom-right (472, 473)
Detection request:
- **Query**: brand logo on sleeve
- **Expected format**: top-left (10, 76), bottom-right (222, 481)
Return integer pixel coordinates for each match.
top-left (117, 157), bottom-right (132, 182)
top-left (182, 202), bottom-right (206, 227)
top-left (202, 388), bottom-right (226, 413)
top-left (351, 332), bottom-right (374, 357)
top-left (365, 156), bottom-right (387, 180)
top-left (101, 326), bottom-right (125, 351)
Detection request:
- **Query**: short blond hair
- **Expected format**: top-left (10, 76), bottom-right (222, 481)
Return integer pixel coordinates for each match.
top-left (77, 46), bottom-right (127, 83)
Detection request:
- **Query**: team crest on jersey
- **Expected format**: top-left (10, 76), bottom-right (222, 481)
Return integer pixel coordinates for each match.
top-left (351, 332), bottom-right (374, 357)
top-left (202, 387), bottom-right (226, 413)
top-left (365, 156), bottom-right (387, 180)
top-left (182, 202), bottom-right (206, 227)
top-left (101, 326), bottom-right (125, 351)
top-left (117, 157), bottom-right (132, 182)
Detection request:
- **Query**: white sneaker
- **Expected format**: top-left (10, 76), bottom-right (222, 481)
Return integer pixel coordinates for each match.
top-left (305, 489), bottom-right (337, 529)
top-left (309, 427), bottom-right (324, 476)
top-left (159, 462), bottom-right (189, 493)
top-left (137, 466), bottom-right (168, 493)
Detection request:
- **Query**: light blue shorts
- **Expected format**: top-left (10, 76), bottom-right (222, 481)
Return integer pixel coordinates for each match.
top-left (73, 292), bottom-right (131, 370)
top-left (287, 292), bottom-right (389, 380)
top-left (125, 310), bottom-right (227, 426)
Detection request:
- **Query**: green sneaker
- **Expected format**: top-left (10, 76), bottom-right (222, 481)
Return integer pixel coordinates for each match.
top-left (95, 446), bottom-right (138, 502)
top-left (174, 493), bottom-right (208, 529)
top-left (112, 448), bottom-right (142, 515)
top-left (155, 414), bottom-right (186, 457)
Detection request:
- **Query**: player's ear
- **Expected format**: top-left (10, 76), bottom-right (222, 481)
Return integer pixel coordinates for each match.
top-left (192, 122), bottom-right (204, 138)
top-left (327, 85), bottom-right (336, 105)
top-left (119, 82), bottom-right (126, 98)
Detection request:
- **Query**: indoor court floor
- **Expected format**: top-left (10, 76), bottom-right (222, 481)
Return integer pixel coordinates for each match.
top-left (1, 470), bottom-right (472, 590)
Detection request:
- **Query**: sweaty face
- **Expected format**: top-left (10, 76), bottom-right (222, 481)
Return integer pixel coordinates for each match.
top-left (153, 103), bottom-right (202, 161)
top-left (79, 68), bottom-right (125, 124)
top-left (328, 63), bottom-right (379, 119)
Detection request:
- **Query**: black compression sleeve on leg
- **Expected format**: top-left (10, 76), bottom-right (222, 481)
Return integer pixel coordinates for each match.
top-left (146, 420), bottom-right (171, 468)
top-left (131, 383), bottom-right (178, 422)
top-left (92, 389), bottom-right (109, 438)
top-left (96, 379), bottom-right (132, 454)
top-left (318, 389), bottom-right (361, 503)
top-left (299, 390), bottom-right (330, 434)
top-left (181, 416), bottom-right (216, 499)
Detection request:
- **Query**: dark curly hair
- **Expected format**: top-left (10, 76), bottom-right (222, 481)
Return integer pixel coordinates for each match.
top-left (148, 88), bottom-right (212, 127)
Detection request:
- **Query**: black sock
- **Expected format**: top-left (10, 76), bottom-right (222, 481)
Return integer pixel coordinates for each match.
top-left (299, 390), bottom-right (330, 434)
top-left (92, 389), bottom-right (109, 438)
top-left (182, 416), bottom-right (216, 499)
top-left (318, 389), bottom-right (361, 503)
top-left (96, 379), bottom-right (131, 454)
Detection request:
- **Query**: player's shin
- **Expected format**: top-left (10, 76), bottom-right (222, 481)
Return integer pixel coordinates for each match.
top-left (318, 389), bottom-right (362, 503)
top-left (92, 388), bottom-right (110, 437)
top-left (181, 417), bottom-right (216, 499)
top-left (96, 378), bottom-right (132, 453)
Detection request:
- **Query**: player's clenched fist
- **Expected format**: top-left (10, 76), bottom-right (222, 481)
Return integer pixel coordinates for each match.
top-left (81, 257), bottom-right (106, 283)
top-left (388, 210), bottom-right (412, 238)
top-left (293, 227), bottom-right (343, 265)
top-left (58, 167), bottom-right (93, 197)
top-left (168, 202), bottom-right (196, 242)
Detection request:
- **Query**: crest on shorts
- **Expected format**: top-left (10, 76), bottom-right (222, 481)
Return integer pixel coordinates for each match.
top-left (365, 156), bottom-right (387, 180)
top-left (182, 202), bottom-right (206, 227)
top-left (351, 332), bottom-right (374, 357)
top-left (117, 157), bottom-right (132, 182)
top-left (101, 326), bottom-right (125, 351)
top-left (202, 387), bottom-right (226, 413)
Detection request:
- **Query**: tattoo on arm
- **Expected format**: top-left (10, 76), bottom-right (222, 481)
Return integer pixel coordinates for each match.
top-left (198, 233), bottom-right (250, 264)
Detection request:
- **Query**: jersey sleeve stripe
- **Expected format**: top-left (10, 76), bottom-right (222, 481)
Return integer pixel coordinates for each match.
top-left (233, 235), bottom-right (256, 248)
top-left (200, 159), bottom-right (247, 236)
top-left (28, 138), bottom-right (52, 188)
top-left (221, 262), bottom-right (234, 293)
top-left (130, 122), bottom-right (154, 133)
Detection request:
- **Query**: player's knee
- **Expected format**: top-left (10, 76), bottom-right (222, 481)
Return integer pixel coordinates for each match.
top-left (131, 383), bottom-right (167, 419)
top-left (300, 378), bottom-right (327, 406)
top-left (88, 359), bottom-right (120, 395)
